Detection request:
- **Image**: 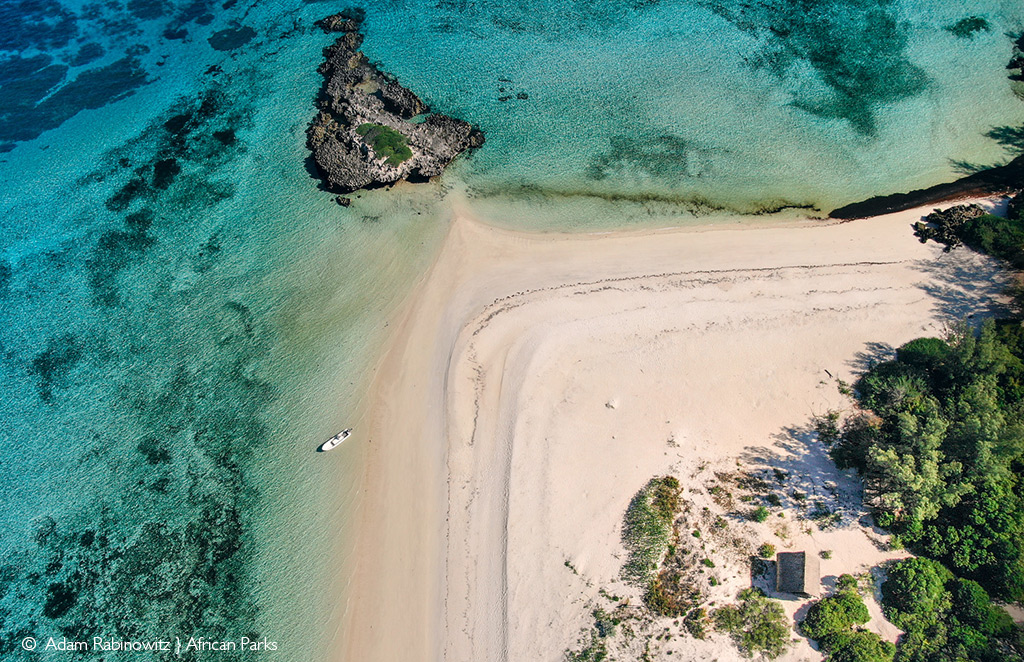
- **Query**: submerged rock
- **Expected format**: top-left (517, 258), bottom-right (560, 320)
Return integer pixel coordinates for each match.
top-left (306, 10), bottom-right (484, 193)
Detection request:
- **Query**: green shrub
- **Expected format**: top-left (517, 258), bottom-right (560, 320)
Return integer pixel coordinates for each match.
top-left (683, 607), bottom-right (708, 639)
top-left (837, 574), bottom-right (859, 592)
top-left (815, 410), bottom-right (842, 446)
top-left (564, 630), bottom-right (607, 662)
top-left (801, 590), bottom-right (893, 661)
top-left (645, 570), bottom-right (699, 617)
top-left (826, 630), bottom-right (895, 662)
top-left (895, 337), bottom-right (950, 373)
top-left (712, 588), bottom-right (791, 659)
top-left (880, 567), bottom-right (1020, 662)
top-left (355, 123), bottom-right (413, 166)
top-left (758, 543), bottom-right (776, 558)
top-left (651, 476), bottom-right (681, 520)
top-left (820, 550), bottom-right (833, 560)
top-left (880, 557), bottom-right (952, 630)
top-left (592, 607), bottom-right (618, 638)
top-left (801, 591), bottom-right (870, 642)
top-left (750, 506), bottom-right (770, 523)
top-left (960, 213), bottom-right (1024, 269)
top-left (949, 578), bottom-right (1014, 637)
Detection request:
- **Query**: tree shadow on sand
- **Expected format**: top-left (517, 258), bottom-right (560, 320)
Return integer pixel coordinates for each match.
top-left (738, 426), bottom-right (868, 531)
top-left (846, 341), bottom-right (895, 373)
top-left (912, 250), bottom-right (1013, 322)
top-left (738, 425), bottom-right (893, 552)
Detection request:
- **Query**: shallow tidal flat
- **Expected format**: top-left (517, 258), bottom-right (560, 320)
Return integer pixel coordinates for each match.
top-left (346, 200), bottom-right (1010, 660)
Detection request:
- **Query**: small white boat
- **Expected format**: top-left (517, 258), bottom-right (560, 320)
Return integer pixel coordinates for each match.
top-left (319, 428), bottom-right (352, 452)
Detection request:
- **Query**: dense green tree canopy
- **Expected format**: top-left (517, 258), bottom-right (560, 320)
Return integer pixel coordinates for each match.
top-left (831, 321), bottom-right (1024, 601)
top-left (827, 319), bottom-right (1024, 661)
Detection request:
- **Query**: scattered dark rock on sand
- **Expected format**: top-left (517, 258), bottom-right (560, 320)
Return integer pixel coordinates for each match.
top-left (306, 10), bottom-right (484, 193)
top-left (334, 196), bottom-right (352, 207)
top-left (911, 203), bottom-right (987, 251)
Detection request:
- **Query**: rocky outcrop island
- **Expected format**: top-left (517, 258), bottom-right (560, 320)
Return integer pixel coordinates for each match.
top-left (307, 10), bottom-right (484, 194)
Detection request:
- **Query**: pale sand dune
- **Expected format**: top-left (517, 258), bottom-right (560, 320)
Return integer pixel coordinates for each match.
top-left (338, 200), bottom-right (1009, 662)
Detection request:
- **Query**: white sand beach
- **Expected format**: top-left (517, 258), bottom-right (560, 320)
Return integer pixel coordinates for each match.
top-left (337, 200), bottom-right (1009, 661)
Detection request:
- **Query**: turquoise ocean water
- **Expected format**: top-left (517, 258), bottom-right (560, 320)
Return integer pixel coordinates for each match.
top-left (0, 0), bottom-right (1022, 659)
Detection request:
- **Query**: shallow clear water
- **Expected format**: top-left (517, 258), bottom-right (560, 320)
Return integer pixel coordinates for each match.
top-left (0, 0), bottom-right (1022, 658)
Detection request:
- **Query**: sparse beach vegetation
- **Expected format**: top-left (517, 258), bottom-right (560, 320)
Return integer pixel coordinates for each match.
top-left (621, 476), bottom-right (681, 586)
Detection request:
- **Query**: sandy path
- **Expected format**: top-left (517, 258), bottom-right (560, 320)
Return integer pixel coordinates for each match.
top-left (337, 201), bottom-right (1008, 662)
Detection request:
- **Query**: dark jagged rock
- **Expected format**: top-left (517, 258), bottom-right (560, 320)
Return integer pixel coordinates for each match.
top-left (334, 196), bottom-right (351, 207)
top-left (911, 204), bottom-right (987, 251)
top-left (306, 11), bottom-right (484, 194)
top-left (829, 154), bottom-right (1024, 219)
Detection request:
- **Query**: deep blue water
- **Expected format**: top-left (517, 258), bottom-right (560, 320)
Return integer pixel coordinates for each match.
top-left (0, 0), bottom-right (1023, 659)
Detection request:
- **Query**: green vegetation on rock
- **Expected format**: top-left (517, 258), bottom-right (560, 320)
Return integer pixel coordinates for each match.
top-left (355, 123), bottom-right (413, 166)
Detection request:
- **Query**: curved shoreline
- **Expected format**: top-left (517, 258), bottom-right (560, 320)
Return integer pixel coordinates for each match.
top-left (336, 198), bottom-right (1010, 661)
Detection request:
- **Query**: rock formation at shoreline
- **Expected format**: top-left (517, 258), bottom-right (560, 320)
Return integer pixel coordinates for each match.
top-left (829, 154), bottom-right (1024, 219)
top-left (306, 11), bottom-right (484, 193)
